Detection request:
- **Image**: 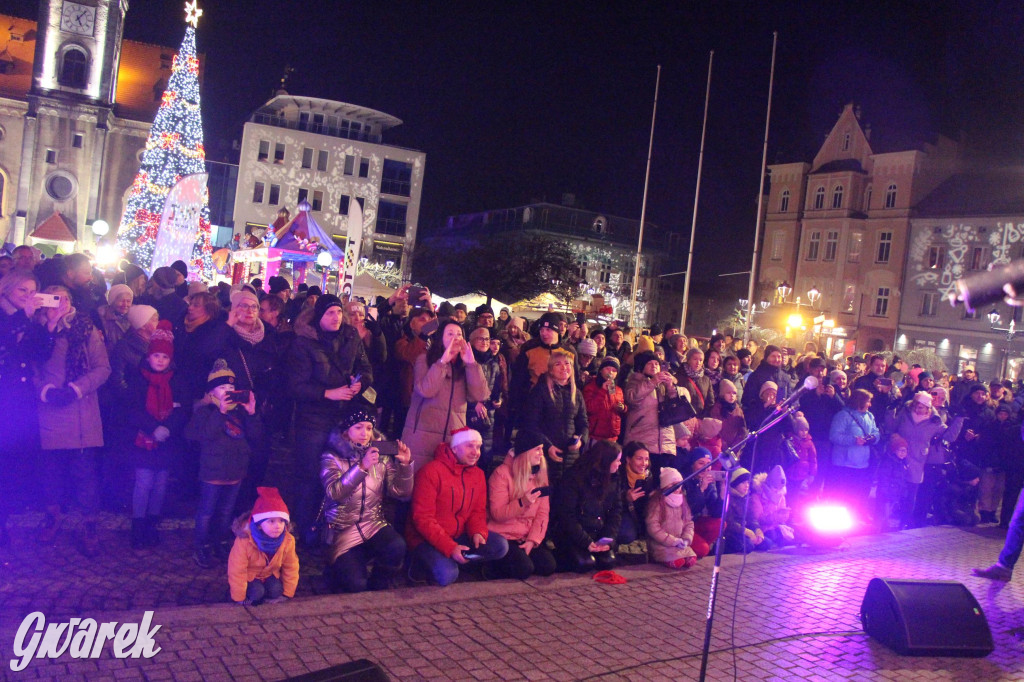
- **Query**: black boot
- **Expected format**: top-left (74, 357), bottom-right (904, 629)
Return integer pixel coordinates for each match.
top-left (144, 516), bottom-right (160, 547)
top-left (130, 519), bottom-right (146, 549)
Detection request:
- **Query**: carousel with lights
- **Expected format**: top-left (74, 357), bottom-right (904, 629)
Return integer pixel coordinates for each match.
top-left (230, 200), bottom-right (344, 293)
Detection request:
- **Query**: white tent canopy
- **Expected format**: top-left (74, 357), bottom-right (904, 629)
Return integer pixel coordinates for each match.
top-left (430, 291), bottom-right (511, 314)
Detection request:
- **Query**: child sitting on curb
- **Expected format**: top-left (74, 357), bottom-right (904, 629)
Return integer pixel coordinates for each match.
top-left (228, 487), bottom-right (299, 605)
top-left (645, 467), bottom-right (698, 569)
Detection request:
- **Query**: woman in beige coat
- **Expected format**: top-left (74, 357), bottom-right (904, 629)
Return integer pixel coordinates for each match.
top-left (35, 285), bottom-right (111, 556)
top-left (401, 320), bottom-right (487, 468)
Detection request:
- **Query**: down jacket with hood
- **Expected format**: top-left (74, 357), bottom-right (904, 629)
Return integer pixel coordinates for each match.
top-left (645, 493), bottom-right (697, 565)
top-left (285, 313), bottom-right (373, 434)
top-left (319, 429), bottom-right (414, 563)
top-left (407, 441), bottom-right (489, 557)
top-left (226, 516), bottom-right (299, 602)
top-left (401, 354), bottom-right (488, 468)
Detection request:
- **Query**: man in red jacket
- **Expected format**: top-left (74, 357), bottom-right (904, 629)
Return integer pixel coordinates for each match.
top-left (408, 427), bottom-right (508, 585)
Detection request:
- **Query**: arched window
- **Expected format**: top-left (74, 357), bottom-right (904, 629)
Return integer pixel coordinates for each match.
top-left (779, 189), bottom-right (790, 213)
top-left (59, 47), bottom-right (88, 89)
top-left (832, 185), bottom-right (844, 209)
top-left (884, 183), bottom-right (897, 209)
top-left (813, 186), bottom-right (825, 210)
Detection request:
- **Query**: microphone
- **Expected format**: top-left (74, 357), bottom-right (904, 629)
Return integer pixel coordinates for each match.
top-left (771, 374), bottom-right (819, 414)
top-left (953, 258), bottom-right (1024, 312)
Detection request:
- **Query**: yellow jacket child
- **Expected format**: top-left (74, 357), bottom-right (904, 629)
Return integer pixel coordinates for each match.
top-left (227, 487), bottom-right (300, 604)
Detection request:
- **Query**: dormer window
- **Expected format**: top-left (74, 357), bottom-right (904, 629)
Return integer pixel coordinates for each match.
top-left (59, 46), bottom-right (88, 89)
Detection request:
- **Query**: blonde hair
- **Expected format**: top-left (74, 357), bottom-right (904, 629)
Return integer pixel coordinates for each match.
top-left (508, 447), bottom-right (549, 500)
top-left (545, 349), bottom-right (576, 405)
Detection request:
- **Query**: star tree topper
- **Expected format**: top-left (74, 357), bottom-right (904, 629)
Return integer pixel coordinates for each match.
top-left (185, 0), bottom-right (203, 27)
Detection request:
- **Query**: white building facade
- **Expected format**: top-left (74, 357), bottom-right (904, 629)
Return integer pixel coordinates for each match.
top-left (232, 94), bottom-right (426, 282)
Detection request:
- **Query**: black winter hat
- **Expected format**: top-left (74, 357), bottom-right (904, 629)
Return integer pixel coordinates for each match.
top-left (514, 430), bottom-right (547, 455)
top-left (632, 351), bottom-right (660, 374)
top-left (538, 312), bottom-right (563, 329)
top-left (170, 260), bottom-right (189, 278)
top-left (268, 276), bottom-right (290, 294)
top-left (313, 294), bottom-right (344, 325)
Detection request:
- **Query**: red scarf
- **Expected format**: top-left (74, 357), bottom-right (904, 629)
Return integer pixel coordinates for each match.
top-left (141, 367), bottom-right (174, 421)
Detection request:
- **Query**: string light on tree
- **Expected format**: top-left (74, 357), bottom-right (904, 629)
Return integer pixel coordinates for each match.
top-left (116, 1), bottom-right (213, 278)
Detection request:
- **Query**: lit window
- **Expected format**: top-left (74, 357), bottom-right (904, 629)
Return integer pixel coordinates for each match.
top-left (848, 232), bottom-right (863, 263)
top-left (969, 247), bottom-right (989, 271)
top-left (813, 186), bottom-right (825, 210)
top-left (312, 190), bottom-right (323, 211)
top-left (928, 245), bottom-right (946, 270)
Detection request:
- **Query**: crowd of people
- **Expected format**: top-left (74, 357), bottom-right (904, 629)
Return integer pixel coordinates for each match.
top-left (2, 245), bottom-right (1023, 602)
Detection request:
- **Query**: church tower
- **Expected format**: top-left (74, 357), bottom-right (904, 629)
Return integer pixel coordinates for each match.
top-left (31, 0), bottom-right (129, 105)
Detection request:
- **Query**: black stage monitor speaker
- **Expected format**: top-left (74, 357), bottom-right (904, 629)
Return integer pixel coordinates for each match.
top-left (860, 577), bottom-right (994, 657)
top-left (284, 659), bottom-right (391, 681)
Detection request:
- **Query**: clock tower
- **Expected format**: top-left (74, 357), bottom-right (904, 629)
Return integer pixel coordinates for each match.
top-left (31, 0), bottom-right (129, 104)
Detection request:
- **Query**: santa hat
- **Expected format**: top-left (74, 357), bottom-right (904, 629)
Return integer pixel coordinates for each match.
top-left (450, 427), bottom-right (482, 450)
top-left (251, 486), bottom-right (290, 524)
top-left (126, 304), bottom-right (158, 330)
top-left (147, 320), bottom-right (174, 359)
top-left (206, 358), bottom-right (235, 391)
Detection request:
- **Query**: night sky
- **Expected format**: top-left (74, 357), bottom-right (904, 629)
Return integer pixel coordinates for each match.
top-left (11, 1), bottom-right (1024, 285)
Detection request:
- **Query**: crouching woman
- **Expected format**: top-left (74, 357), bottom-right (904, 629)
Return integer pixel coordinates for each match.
top-left (321, 407), bottom-right (414, 592)
top-left (486, 430), bottom-right (557, 579)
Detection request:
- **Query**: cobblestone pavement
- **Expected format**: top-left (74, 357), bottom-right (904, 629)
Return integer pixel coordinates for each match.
top-left (1, 524), bottom-right (1022, 681)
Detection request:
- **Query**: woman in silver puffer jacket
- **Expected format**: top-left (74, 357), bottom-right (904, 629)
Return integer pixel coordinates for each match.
top-left (320, 407), bottom-right (413, 593)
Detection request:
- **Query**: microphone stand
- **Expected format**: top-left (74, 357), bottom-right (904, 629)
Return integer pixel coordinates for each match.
top-left (665, 401), bottom-right (801, 682)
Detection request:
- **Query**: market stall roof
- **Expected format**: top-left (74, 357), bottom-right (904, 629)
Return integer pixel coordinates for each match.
top-left (30, 211), bottom-right (77, 243)
top-left (274, 200), bottom-right (345, 259)
top-left (429, 291), bottom-right (511, 314)
top-left (356, 271), bottom-right (395, 303)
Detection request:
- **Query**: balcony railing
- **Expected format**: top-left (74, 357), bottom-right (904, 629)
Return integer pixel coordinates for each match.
top-left (380, 178), bottom-right (411, 197)
top-left (252, 113), bottom-right (383, 144)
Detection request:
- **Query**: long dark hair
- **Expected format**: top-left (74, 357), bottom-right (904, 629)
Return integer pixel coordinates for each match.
top-left (573, 440), bottom-right (621, 493)
top-left (425, 319), bottom-right (464, 373)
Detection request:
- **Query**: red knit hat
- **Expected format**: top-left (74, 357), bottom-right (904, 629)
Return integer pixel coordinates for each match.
top-left (147, 320), bottom-right (174, 359)
top-left (251, 487), bottom-right (290, 524)
top-left (450, 427), bottom-right (482, 450)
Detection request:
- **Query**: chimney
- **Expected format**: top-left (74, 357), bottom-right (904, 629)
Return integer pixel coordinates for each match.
top-left (854, 104), bottom-right (862, 120)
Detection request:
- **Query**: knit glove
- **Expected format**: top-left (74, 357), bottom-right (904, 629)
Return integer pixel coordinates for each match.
top-left (153, 426), bottom-right (171, 442)
top-left (47, 386), bottom-right (77, 407)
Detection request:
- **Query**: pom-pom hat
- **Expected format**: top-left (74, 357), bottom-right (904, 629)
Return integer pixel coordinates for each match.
top-left (147, 320), bottom-right (174, 359)
top-left (206, 358), bottom-right (235, 391)
top-left (251, 486), bottom-right (290, 524)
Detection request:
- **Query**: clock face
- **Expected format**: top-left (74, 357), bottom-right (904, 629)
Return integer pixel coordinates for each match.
top-left (60, 2), bottom-right (96, 36)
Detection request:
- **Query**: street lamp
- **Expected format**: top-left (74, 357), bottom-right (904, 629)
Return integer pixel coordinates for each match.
top-left (987, 309), bottom-right (1024, 379)
top-left (91, 219), bottom-right (110, 237)
top-left (807, 286), bottom-right (820, 307)
top-left (777, 280), bottom-right (792, 303)
top-left (738, 299), bottom-right (769, 338)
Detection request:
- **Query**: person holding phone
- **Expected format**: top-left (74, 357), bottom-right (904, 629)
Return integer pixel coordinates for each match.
top-left (551, 440), bottom-right (623, 573)
top-left (0, 270), bottom-right (65, 547)
top-left (485, 430), bottom-right (556, 579)
top-left (402, 320), bottom-right (488, 470)
top-left (408, 427), bottom-right (508, 586)
top-left (616, 443), bottom-right (652, 546)
top-left (828, 388), bottom-right (881, 510)
top-left (285, 294), bottom-right (373, 542)
top-left (521, 349), bottom-right (589, 484)
top-left (321, 407), bottom-right (413, 593)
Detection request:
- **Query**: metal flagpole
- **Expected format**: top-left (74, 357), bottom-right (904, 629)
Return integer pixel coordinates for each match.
top-left (629, 65), bottom-right (661, 329)
top-left (679, 51), bottom-right (714, 334)
top-left (743, 31), bottom-right (778, 344)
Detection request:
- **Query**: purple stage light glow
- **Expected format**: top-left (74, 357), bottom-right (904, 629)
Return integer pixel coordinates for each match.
top-left (806, 505), bottom-right (854, 534)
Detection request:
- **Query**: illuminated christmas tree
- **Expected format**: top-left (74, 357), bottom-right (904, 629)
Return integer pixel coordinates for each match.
top-left (116, 1), bottom-right (213, 278)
